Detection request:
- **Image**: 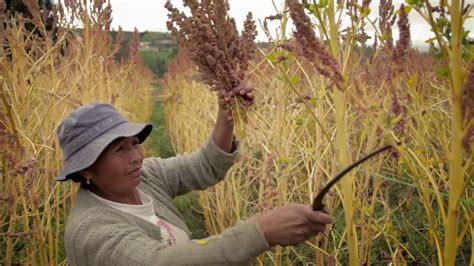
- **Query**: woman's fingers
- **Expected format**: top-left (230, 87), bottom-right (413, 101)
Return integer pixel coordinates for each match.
top-left (308, 223), bottom-right (327, 234)
top-left (299, 206), bottom-right (332, 237)
top-left (245, 92), bottom-right (255, 100)
top-left (307, 209), bottom-right (333, 225)
top-left (217, 81), bottom-right (255, 109)
top-left (231, 82), bottom-right (254, 96)
top-left (257, 203), bottom-right (334, 247)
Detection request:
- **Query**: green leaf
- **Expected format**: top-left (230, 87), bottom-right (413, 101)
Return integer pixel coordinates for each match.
top-left (396, 5), bottom-right (412, 15)
top-left (437, 17), bottom-right (448, 28)
top-left (391, 113), bottom-right (403, 124)
top-left (277, 157), bottom-right (290, 165)
top-left (406, 0), bottom-right (422, 8)
top-left (462, 51), bottom-right (471, 59)
top-left (407, 75), bottom-right (417, 87)
top-left (306, 3), bottom-right (318, 12)
top-left (429, 44), bottom-right (439, 52)
top-left (381, 113), bottom-right (391, 127)
top-left (266, 53), bottom-right (277, 63)
top-left (294, 116), bottom-right (305, 126)
top-left (290, 75), bottom-right (301, 86)
top-left (433, 52), bottom-right (443, 60)
top-left (361, 6), bottom-right (371, 17)
top-left (462, 30), bottom-right (471, 45)
top-left (425, 37), bottom-right (437, 44)
top-left (435, 67), bottom-right (448, 78)
top-left (429, 44), bottom-right (443, 60)
top-left (319, 0), bottom-right (328, 8)
top-left (253, 150), bottom-right (262, 160)
top-left (287, 52), bottom-right (295, 61)
top-left (403, 5), bottom-right (412, 13)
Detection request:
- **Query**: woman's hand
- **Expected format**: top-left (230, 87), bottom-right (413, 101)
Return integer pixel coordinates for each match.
top-left (213, 82), bottom-right (255, 152)
top-left (218, 82), bottom-right (255, 122)
top-left (256, 204), bottom-right (332, 247)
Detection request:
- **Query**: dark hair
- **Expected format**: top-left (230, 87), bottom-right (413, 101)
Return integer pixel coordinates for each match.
top-left (69, 173), bottom-right (91, 189)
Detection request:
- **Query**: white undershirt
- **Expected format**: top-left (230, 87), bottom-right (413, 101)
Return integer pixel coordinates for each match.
top-left (88, 188), bottom-right (190, 246)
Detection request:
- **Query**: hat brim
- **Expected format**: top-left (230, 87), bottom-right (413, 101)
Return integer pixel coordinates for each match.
top-left (56, 122), bottom-right (153, 181)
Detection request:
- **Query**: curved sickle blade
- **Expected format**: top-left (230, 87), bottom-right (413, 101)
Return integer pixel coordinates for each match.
top-left (312, 144), bottom-right (397, 211)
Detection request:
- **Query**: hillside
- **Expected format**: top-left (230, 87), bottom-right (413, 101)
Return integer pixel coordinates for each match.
top-left (110, 30), bottom-right (178, 77)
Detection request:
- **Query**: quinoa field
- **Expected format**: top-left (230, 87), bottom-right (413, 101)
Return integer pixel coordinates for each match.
top-left (0, 0), bottom-right (473, 265)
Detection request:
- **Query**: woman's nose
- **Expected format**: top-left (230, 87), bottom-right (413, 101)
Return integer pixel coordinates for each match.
top-left (130, 145), bottom-right (143, 163)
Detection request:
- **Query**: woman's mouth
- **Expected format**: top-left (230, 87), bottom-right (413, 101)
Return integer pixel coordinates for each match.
top-left (128, 167), bottom-right (141, 178)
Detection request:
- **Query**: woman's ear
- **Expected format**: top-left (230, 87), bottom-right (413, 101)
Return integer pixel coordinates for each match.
top-left (79, 168), bottom-right (94, 180)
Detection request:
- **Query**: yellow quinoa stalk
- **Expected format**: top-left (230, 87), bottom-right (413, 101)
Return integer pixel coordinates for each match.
top-left (163, 0), bottom-right (473, 263)
top-left (287, 0), bottom-right (358, 263)
top-left (327, 1), bottom-right (359, 263)
top-left (444, 0), bottom-right (466, 264)
top-left (162, 42), bottom-right (473, 264)
top-left (405, 0), bottom-right (471, 263)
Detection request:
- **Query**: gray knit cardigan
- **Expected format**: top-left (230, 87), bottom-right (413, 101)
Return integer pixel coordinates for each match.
top-left (64, 135), bottom-right (269, 265)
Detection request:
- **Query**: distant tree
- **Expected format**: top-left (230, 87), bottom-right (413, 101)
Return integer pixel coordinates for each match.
top-left (6, 0), bottom-right (54, 32)
top-left (139, 30), bottom-right (148, 39)
top-left (6, 0), bottom-right (53, 18)
top-left (111, 30), bottom-right (131, 61)
top-left (6, 0), bottom-right (52, 12)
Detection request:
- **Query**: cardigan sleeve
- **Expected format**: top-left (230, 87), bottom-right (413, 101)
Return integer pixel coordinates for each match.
top-left (140, 134), bottom-right (239, 198)
top-left (65, 208), bottom-right (269, 266)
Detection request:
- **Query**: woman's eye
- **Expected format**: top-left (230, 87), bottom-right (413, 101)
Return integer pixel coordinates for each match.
top-left (115, 146), bottom-right (124, 152)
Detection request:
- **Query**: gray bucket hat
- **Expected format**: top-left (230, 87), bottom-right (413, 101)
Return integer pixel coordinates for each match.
top-left (56, 102), bottom-right (153, 181)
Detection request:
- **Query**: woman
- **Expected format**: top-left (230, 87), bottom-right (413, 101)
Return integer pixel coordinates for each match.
top-left (57, 84), bottom-right (332, 265)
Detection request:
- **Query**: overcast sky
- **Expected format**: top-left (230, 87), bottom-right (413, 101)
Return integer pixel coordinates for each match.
top-left (107, 0), bottom-right (473, 48)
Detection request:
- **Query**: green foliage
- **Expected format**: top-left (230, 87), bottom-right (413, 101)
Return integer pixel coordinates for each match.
top-left (111, 31), bottom-right (178, 77)
top-left (140, 50), bottom-right (177, 78)
top-left (140, 31), bottom-right (174, 42)
top-left (174, 193), bottom-right (209, 239)
top-left (149, 90), bottom-right (175, 158)
top-left (148, 90), bottom-right (207, 240)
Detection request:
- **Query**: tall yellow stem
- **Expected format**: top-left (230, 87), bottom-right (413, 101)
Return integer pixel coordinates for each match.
top-left (327, 0), bottom-right (358, 264)
top-left (444, 0), bottom-right (464, 264)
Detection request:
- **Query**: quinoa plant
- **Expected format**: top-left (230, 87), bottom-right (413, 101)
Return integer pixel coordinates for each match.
top-left (0, 0), bottom-right (153, 264)
top-left (165, 0), bottom-right (257, 137)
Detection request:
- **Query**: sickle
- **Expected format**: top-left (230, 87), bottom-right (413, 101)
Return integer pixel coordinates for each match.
top-left (312, 144), bottom-right (399, 211)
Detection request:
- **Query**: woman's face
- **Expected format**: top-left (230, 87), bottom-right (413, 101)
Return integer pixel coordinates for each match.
top-left (82, 136), bottom-right (144, 196)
